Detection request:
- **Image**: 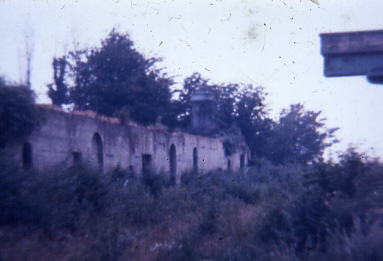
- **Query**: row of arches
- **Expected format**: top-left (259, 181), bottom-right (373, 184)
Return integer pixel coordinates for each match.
top-left (91, 134), bottom-right (181, 181)
top-left (227, 154), bottom-right (246, 171)
top-left (21, 133), bottom-right (105, 171)
top-left (169, 145), bottom-right (198, 184)
top-left (21, 133), bottom-right (245, 177)
top-left (91, 135), bottom-right (196, 180)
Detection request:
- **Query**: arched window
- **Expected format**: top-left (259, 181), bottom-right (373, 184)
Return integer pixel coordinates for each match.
top-left (142, 154), bottom-right (152, 176)
top-left (240, 154), bottom-right (245, 169)
top-left (92, 133), bottom-right (104, 171)
top-left (169, 144), bottom-right (177, 185)
top-left (193, 147), bottom-right (198, 175)
top-left (22, 142), bottom-right (33, 169)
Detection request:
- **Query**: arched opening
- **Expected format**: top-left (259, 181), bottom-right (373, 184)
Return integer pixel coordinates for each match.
top-left (240, 154), bottom-right (245, 169)
top-left (169, 144), bottom-right (177, 185)
top-left (92, 133), bottom-right (104, 171)
top-left (193, 147), bottom-right (198, 175)
top-left (142, 154), bottom-right (152, 177)
top-left (22, 142), bottom-right (33, 169)
top-left (227, 159), bottom-right (231, 171)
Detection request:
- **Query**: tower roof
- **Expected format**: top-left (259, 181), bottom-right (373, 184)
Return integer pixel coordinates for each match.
top-left (190, 89), bottom-right (214, 102)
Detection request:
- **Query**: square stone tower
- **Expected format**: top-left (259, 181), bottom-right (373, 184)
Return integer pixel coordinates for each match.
top-left (190, 89), bottom-right (218, 136)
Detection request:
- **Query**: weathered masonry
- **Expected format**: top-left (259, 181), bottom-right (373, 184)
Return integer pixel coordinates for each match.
top-left (7, 105), bottom-right (249, 183)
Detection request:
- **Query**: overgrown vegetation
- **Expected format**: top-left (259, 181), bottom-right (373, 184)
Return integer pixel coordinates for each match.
top-left (48, 30), bottom-right (337, 165)
top-left (0, 78), bottom-right (42, 147)
top-left (47, 30), bottom-right (173, 125)
top-left (2, 27), bottom-right (371, 261)
top-left (1, 149), bottom-right (382, 261)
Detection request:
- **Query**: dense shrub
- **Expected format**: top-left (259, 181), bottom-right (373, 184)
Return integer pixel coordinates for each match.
top-left (0, 150), bottom-right (382, 260)
top-left (31, 165), bottom-right (107, 231)
top-left (0, 154), bottom-right (37, 226)
top-left (0, 80), bottom-right (43, 147)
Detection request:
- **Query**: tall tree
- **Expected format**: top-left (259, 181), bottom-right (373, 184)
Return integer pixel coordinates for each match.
top-left (266, 104), bottom-right (338, 165)
top-left (175, 74), bottom-right (338, 164)
top-left (48, 30), bottom-right (173, 125)
top-left (235, 85), bottom-right (273, 159)
top-left (20, 25), bottom-right (34, 89)
top-left (46, 31), bottom-right (338, 163)
top-left (0, 78), bottom-right (42, 147)
top-left (47, 57), bottom-right (69, 107)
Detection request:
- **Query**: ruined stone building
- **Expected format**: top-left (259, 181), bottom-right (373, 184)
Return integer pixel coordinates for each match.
top-left (7, 91), bottom-right (249, 184)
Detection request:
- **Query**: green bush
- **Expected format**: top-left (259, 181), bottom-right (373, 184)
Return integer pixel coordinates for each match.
top-left (32, 165), bottom-right (107, 231)
top-left (0, 153), bottom-right (39, 227)
top-left (1, 150), bottom-right (383, 260)
top-left (0, 80), bottom-right (43, 147)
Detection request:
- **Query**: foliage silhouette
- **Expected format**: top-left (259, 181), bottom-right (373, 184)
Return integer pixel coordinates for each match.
top-left (47, 31), bottom-right (337, 163)
top-left (0, 78), bottom-right (42, 147)
top-left (48, 30), bottom-right (173, 125)
top-left (0, 149), bottom-right (383, 260)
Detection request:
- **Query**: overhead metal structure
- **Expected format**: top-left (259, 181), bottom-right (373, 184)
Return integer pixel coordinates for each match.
top-left (321, 30), bottom-right (383, 84)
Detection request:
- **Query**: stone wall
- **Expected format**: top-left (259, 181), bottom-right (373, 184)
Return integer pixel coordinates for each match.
top-left (8, 106), bottom-right (249, 183)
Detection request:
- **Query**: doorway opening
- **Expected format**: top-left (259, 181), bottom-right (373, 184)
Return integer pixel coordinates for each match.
top-left (92, 133), bottom-right (104, 171)
top-left (142, 154), bottom-right (152, 176)
top-left (22, 142), bottom-right (33, 169)
top-left (240, 154), bottom-right (245, 169)
top-left (169, 144), bottom-right (177, 185)
top-left (193, 147), bottom-right (198, 175)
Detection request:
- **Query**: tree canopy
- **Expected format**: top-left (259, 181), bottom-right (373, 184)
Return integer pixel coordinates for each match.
top-left (0, 78), bottom-right (42, 147)
top-left (263, 104), bottom-right (338, 164)
top-left (47, 30), bottom-right (338, 164)
top-left (48, 30), bottom-right (173, 125)
top-left (173, 73), bottom-right (338, 165)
